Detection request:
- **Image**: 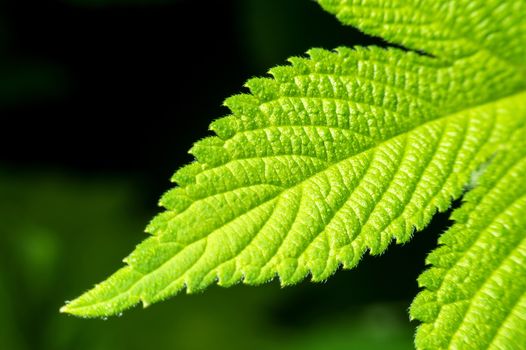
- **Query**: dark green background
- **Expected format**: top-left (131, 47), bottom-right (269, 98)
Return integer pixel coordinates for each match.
top-left (0, 0), bottom-right (450, 349)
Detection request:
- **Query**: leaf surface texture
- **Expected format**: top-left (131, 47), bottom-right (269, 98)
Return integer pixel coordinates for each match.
top-left (410, 129), bottom-right (526, 348)
top-left (63, 3), bottom-right (526, 344)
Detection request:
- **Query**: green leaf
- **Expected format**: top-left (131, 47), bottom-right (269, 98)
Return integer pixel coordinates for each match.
top-left (410, 129), bottom-right (526, 349)
top-left (318, 0), bottom-right (526, 66)
top-left (62, 0), bottom-right (526, 336)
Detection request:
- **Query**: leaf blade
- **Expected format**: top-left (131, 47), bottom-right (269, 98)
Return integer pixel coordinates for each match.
top-left (318, 0), bottom-right (526, 66)
top-left (411, 127), bottom-right (526, 349)
top-left (61, 44), bottom-right (526, 317)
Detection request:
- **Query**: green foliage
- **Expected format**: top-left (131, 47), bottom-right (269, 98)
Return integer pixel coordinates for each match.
top-left (410, 130), bottom-right (526, 348)
top-left (63, 0), bottom-right (526, 348)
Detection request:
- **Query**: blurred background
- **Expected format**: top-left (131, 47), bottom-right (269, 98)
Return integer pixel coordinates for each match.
top-left (0, 0), bottom-right (451, 349)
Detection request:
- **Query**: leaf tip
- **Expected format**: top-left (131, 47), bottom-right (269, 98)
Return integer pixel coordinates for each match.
top-left (59, 298), bottom-right (81, 316)
top-left (58, 299), bottom-right (86, 318)
top-left (59, 304), bottom-right (69, 314)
